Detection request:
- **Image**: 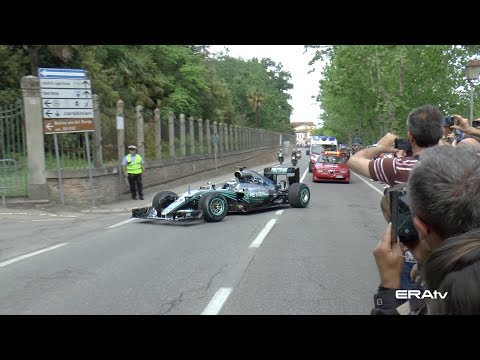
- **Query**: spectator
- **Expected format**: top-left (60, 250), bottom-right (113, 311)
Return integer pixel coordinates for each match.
top-left (452, 115), bottom-right (480, 148)
top-left (422, 229), bottom-right (480, 315)
top-left (348, 105), bottom-right (443, 186)
top-left (371, 145), bottom-right (480, 314)
top-left (350, 105), bottom-right (443, 293)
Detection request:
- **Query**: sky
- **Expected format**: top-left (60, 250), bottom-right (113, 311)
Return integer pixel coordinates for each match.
top-left (209, 45), bottom-right (324, 125)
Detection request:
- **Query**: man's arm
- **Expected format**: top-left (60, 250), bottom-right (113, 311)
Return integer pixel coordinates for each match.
top-left (451, 115), bottom-right (480, 137)
top-left (121, 156), bottom-right (127, 177)
top-left (348, 133), bottom-right (398, 179)
top-left (370, 223), bottom-right (407, 315)
top-left (348, 146), bottom-right (384, 178)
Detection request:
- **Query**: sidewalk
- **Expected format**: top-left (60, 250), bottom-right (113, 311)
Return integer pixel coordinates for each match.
top-left (78, 160), bottom-right (280, 214)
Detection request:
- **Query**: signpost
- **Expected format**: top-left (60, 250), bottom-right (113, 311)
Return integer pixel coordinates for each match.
top-left (39, 68), bottom-right (95, 206)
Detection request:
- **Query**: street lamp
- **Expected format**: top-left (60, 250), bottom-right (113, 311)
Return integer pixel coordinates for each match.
top-left (466, 59), bottom-right (480, 125)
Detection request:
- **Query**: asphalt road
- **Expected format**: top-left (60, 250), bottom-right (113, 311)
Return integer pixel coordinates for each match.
top-left (0, 154), bottom-right (389, 314)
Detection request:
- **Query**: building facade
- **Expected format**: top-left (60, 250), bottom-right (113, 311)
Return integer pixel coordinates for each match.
top-left (291, 121), bottom-right (317, 146)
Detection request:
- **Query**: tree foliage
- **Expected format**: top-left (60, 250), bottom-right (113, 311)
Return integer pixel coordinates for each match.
top-left (210, 55), bottom-right (293, 132)
top-left (308, 45), bottom-right (480, 145)
top-left (0, 45), bottom-right (294, 134)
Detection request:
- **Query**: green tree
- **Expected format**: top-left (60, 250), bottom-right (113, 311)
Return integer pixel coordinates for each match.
top-left (308, 45), bottom-right (477, 145)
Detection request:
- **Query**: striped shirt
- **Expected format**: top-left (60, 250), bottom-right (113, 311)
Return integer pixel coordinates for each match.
top-left (368, 157), bottom-right (419, 186)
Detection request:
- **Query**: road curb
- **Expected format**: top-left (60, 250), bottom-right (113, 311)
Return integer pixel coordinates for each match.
top-left (81, 208), bottom-right (132, 214)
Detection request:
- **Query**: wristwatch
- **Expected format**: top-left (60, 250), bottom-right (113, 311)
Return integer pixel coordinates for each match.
top-left (371, 143), bottom-right (384, 151)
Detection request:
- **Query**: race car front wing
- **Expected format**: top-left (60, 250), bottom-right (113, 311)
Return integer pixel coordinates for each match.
top-left (132, 206), bottom-right (204, 222)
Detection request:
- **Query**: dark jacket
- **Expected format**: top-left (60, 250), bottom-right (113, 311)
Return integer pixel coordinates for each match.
top-left (371, 286), bottom-right (427, 315)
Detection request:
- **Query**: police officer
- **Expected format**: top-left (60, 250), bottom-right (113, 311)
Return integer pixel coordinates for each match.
top-left (122, 145), bottom-right (145, 200)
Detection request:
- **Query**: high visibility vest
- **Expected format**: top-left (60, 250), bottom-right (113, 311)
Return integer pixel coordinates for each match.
top-left (126, 154), bottom-right (143, 174)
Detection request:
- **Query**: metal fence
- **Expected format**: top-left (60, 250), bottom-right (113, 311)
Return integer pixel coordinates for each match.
top-left (0, 159), bottom-right (18, 204)
top-left (44, 132), bottom-right (93, 170)
top-left (0, 100), bottom-right (27, 196)
top-left (3, 97), bottom-right (294, 197)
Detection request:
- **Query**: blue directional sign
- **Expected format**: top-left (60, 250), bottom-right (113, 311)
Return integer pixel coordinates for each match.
top-left (38, 68), bottom-right (86, 79)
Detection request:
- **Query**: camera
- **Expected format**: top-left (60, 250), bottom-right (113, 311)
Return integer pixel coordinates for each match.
top-left (394, 138), bottom-right (412, 151)
top-left (381, 185), bottom-right (418, 243)
top-left (443, 116), bottom-right (455, 127)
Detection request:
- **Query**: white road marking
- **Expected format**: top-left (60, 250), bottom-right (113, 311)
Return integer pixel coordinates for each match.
top-left (0, 243), bottom-right (68, 268)
top-left (0, 212), bottom-right (76, 218)
top-left (249, 219), bottom-right (277, 248)
top-left (275, 210), bottom-right (284, 215)
top-left (300, 167), bottom-right (309, 183)
top-left (201, 287), bottom-right (233, 315)
top-left (352, 172), bottom-right (384, 196)
top-left (106, 218), bottom-right (137, 229)
top-left (18, 219), bottom-right (72, 222)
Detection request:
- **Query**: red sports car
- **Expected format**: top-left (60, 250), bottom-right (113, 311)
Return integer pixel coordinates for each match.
top-left (312, 154), bottom-right (350, 183)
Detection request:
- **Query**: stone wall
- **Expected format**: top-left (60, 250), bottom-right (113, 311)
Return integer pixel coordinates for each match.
top-left (46, 147), bottom-right (278, 206)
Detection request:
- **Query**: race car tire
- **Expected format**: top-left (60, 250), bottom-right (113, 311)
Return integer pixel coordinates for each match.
top-left (288, 183), bottom-right (310, 208)
top-left (199, 192), bottom-right (228, 222)
top-left (152, 191), bottom-right (178, 215)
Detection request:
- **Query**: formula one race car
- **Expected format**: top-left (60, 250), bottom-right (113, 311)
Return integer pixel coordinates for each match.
top-left (132, 166), bottom-right (310, 223)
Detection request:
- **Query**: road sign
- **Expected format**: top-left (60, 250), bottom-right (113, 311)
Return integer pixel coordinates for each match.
top-left (39, 68), bottom-right (86, 79)
top-left (39, 68), bottom-right (94, 134)
top-left (116, 116), bottom-right (124, 130)
top-left (43, 98), bottom-right (92, 109)
top-left (41, 88), bottom-right (92, 99)
top-left (43, 108), bottom-right (94, 119)
top-left (40, 79), bottom-right (91, 89)
top-left (43, 118), bottom-right (95, 134)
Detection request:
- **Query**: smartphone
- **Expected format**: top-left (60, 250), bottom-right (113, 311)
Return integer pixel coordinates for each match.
top-left (394, 138), bottom-right (412, 151)
top-left (390, 190), bottom-right (399, 243)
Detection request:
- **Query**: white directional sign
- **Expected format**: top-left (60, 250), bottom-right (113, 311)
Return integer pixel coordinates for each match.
top-left (39, 68), bottom-right (95, 133)
top-left (41, 88), bottom-right (92, 99)
top-left (40, 79), bottom-right (91, 89)
top-left (39, 68), bottom-right (86, 79)
top-left (43, 108), bottom-right (94, 119)
top-left (43, 98), bottom-right (92, 109)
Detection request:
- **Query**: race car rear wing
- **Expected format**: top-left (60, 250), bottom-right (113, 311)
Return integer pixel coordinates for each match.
top-left (263, 166), bottom-right (300, 185)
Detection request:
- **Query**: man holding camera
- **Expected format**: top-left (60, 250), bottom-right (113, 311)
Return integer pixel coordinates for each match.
top-left (371, 145), bottom-right (480, 314)
top-left (348, 105), bottom-right (444, 186)
top-left (453, 116), bottom-right (480, 147)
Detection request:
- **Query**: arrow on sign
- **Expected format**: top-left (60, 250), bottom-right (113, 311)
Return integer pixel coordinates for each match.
top-left (82, 81), bottom-right (89, 87)
top-left (44, 100), bottom-right (51, 107)
top-left (46, 110), bottom-right (52, 117)
top-left (83, 91), bottom-right (90, 97)
top-left (45, 122), bottom-right (53, 131)
top-left (39, 68), bottom-right (86, 78)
